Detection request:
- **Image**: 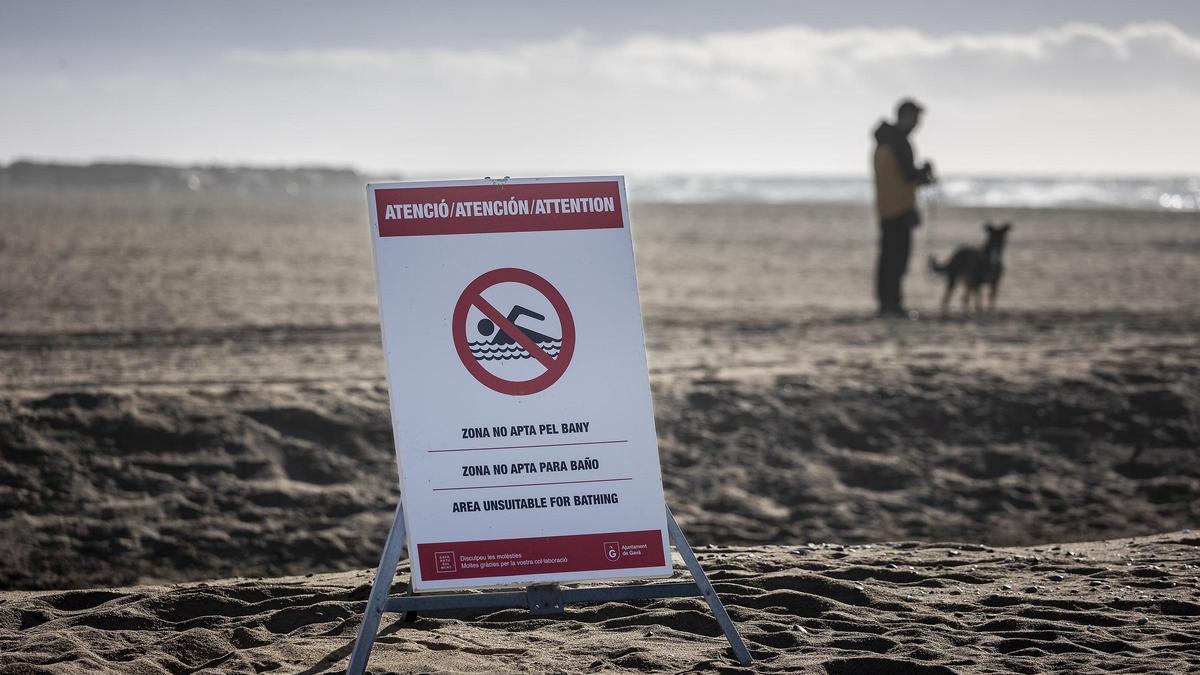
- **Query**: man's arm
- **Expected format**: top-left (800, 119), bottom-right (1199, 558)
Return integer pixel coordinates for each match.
top-left (895, 138), bottom-right (934, 185)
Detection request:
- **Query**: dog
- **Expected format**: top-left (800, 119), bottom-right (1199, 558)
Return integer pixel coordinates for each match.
top-left (929, 222), bottom-right (1012, 314)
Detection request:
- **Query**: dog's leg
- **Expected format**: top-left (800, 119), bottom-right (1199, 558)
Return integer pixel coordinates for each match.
top-left (988, 281), bottom-right (999, 312)
top-left (941, 274), bottom-right (957, 315)
top-left (961, 283), bottom-right (972, 314)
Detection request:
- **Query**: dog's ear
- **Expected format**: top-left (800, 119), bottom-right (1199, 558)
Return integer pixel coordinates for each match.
top-left (1000, 222), bottom-right (1012, 232)
top-left (984, 222), bottom-right (996, 232)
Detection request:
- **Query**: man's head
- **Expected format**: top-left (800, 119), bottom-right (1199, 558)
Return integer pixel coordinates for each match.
top-left (895, 98), bottom-right (924, 134)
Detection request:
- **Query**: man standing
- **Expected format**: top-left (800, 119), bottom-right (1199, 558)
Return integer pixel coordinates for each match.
top-left (872, 98), bottom-right (935, 317)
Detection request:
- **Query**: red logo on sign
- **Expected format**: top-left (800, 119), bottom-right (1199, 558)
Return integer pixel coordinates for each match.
top-left (452, 268), bottom-right (576, 396)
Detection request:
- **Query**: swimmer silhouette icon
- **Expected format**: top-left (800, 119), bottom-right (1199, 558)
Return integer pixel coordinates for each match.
top-left (478, 305), bottom-right (558, 346)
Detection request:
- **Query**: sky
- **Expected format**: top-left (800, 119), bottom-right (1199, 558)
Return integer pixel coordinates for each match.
top-left (1, 1), bottom-right (1198, 176)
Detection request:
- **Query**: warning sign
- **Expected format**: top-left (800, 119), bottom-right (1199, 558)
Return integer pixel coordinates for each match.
top-left (451, 268), bottom-right (575, 396)
top-left (367, 177), bottom-right (671, 591)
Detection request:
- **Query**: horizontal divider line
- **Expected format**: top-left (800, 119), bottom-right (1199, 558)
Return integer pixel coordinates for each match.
top-left (427, 439), bottom-right (628, 453)
top-left (431, 477), bottom-right (633, 492)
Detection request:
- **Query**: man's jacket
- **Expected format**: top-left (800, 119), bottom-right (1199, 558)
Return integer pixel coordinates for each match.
top-left (872, 121), bottom-right (926, 223)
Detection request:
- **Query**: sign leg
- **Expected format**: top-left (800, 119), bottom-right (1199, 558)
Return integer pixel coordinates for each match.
top-left (666, 507), bottom-right (753, 666)
top-left (348, 502), bottom-right (408, 675)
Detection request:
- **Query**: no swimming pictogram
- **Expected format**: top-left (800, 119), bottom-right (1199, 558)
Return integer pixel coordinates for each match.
top-left (452, 268), bottom-right (575, 396)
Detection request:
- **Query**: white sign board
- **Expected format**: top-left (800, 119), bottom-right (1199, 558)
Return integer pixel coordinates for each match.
top-left (367, 176), bottom-right (671, 591)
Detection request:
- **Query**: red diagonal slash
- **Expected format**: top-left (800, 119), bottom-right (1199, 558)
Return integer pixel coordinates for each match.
top-left (468, 294), bottom-right (558, 371)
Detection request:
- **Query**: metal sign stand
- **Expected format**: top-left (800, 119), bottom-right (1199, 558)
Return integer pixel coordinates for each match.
top-left (347, 504), bottom-right (752, 673)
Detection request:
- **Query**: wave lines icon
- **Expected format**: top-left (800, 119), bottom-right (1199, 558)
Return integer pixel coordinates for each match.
top-left (469, 340), bottom-right (562, 361)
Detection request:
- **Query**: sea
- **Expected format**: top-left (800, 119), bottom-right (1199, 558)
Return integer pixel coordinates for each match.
top-left (626, 174), bottom-right (1200, 212)
top-left (2, 162), bottom-right (1197, 212)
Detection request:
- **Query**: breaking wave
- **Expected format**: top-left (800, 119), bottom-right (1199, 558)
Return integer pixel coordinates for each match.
top-left (626, 174), bottom-right (1200, 212)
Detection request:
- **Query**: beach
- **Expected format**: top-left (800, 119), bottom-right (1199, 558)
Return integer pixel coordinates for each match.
top-left (0, 188), bottom-right (1198, 671)
top-left (2, 532), bottom-right (1198, 673)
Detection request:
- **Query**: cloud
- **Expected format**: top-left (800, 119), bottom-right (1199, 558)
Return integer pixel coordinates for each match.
top-left (225, 21), bottom-right (1200, 97)
top-left (3, 21), bottom-right (1197, 173)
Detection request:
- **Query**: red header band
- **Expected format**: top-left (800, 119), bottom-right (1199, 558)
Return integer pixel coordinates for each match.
top-left (375, 181), bottom-right (624, 237)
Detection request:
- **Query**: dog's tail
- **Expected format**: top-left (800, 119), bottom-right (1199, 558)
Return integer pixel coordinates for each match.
top-left (928, 255), bottom-right (949, 274)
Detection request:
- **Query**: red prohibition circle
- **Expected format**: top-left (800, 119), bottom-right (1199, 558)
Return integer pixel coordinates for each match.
top-left (452, 268), bottom-right (575, 396)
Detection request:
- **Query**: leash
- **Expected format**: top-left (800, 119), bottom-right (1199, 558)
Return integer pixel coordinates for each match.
top-left (922, 182), bottom-right (942, 277)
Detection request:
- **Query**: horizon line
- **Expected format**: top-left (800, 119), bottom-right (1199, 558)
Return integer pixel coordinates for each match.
top-left (2, 158), bottom-right (1196, 181)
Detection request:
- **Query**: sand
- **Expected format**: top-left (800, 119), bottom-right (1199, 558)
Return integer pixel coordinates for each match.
top-left (2, 532), bottom-right (1199, 673)
top-left (0, 189), bottom-right (1198, 671)
top-left (1, 192), bottom-right (1197, 589)
top-left (1, 308), bottom-right (1197, 591)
